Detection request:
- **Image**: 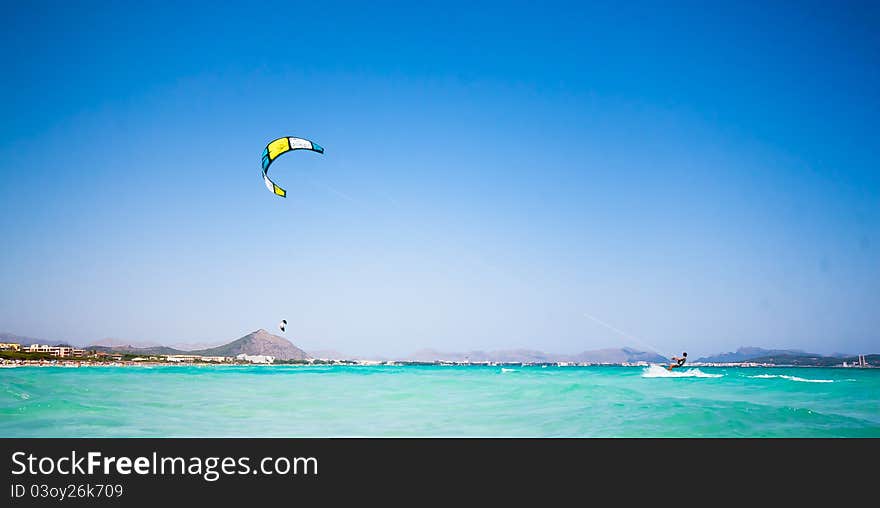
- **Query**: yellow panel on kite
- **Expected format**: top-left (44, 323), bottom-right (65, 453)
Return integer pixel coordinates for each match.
top-left (267, 137), bottom-right (291, 160)
top-left (273, 184), bottom-right (286, 197)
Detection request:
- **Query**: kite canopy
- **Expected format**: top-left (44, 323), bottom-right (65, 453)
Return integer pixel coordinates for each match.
top-left (261, 136), bottom-right (324, 198)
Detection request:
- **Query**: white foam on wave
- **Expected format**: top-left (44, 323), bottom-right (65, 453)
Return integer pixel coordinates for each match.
top-left (749, 374), bottom-right (834, 383)
top-left (501, 368), bottom-right (517, 373)
top-left (641, 365), bottom-right (723, 378)
top-left (3, 387), bottom-right (30, 400)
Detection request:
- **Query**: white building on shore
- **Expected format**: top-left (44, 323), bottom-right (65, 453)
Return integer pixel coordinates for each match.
top-left (24, 344), bottom-right (86, 358)
top-left (236, 354), bottom-right (275, 364)
top-left (165, 354), bottom-right (202, 362)
top-left (200, 356), bottom-right (232, 363)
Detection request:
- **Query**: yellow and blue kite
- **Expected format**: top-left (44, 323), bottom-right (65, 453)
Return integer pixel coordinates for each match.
top-left (261, 136), bottom-right (324, 198)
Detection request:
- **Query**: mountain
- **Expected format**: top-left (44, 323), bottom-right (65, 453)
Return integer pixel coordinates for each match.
top-left (169, 340), bottom-right (226, 351)
top-left (741, 353), bottom-right (877, 367)
top-left (190, 329), bottom-right (310, 360)
top-left (570, 347), bottom-right (668, 364)
top-left (91, 338), bottom-right (164, 348)
top-left (0, 331), bottom-right (82, 348)
top-left (91, 338), bottom-right (226, 351)
top-left (84, 329), bottom-right (310, 360)
top-left (0, 332), bottom-right (51, 346)
top-left (86, 345), bottom-right (186, 355)
top-left (697, 347), bottom-right (807, 363)
top-left (0, 332), bottom-right (31, 343)
top-left (694, 347), bottom-right (880, 366)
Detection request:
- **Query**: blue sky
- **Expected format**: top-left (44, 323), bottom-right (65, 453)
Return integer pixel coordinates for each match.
top-left (1, 1), bottom-right (878, 357)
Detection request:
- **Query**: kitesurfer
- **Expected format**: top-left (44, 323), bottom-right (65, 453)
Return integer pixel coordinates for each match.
top-left (667, 352), bottom-right (687, 371)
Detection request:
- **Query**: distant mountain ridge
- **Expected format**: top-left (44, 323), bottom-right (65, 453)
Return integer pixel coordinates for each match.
top-left (737, 353), bottom-right (878, 367)
top-left (91, 338), bottom-right (164, 348)
top-left (87, 345), bottom-right (185, 355)
top-left (570, 347), bottom-right (668, 364)
top-left (697, 347), bottom-right (808, 363)
top-left (85, 329), bottom-right (310, 361)
top-left (0, 332), bottom-right (61, 347)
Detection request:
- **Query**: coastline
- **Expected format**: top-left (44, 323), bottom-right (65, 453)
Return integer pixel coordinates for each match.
top-left (2, 360), bottom-right (875, 369)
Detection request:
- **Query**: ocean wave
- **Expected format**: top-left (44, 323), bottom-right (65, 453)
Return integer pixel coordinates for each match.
top-left (749, 374), bottom-right (834, 383)
top-left (641, 365), bottom-right (723, 378)
top-left (3, 388), bottom-right (30, 400)
top-left (501, 368), bottom-right (517, 373)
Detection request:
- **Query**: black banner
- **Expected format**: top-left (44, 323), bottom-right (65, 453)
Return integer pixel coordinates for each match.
top-left (2, 439), bottom-right (874, 505)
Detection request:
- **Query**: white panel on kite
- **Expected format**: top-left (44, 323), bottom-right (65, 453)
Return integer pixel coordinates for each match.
top-left (288, 137), bottom-right (312, 150)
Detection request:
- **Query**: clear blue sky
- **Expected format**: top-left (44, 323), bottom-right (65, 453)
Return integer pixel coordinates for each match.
top-left (1, 1), bottom-right (878, 358)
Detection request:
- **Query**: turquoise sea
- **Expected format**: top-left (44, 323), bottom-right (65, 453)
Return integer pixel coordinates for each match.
top-left (1, 364), bottom-right (878, 437)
